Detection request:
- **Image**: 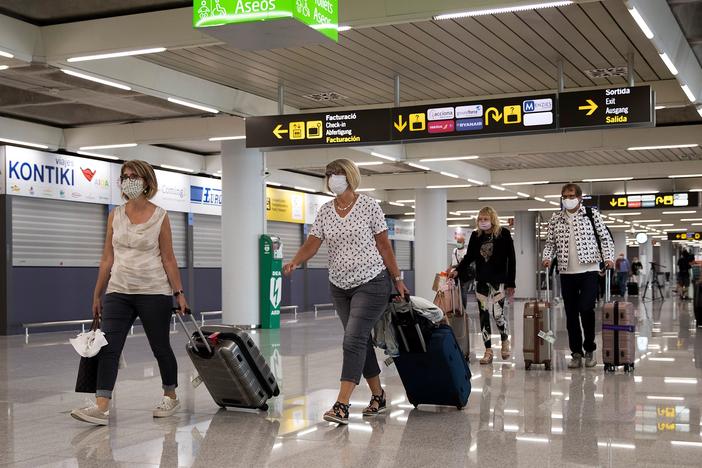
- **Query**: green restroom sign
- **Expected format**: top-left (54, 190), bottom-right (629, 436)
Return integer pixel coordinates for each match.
top-left (194, 0), bottom-right (339, 42)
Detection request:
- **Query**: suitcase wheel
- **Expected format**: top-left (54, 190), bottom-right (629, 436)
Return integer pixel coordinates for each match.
top-left (544, 360), bottom-right (552, 371)
top-left (457, 406), bottom-right (463, 410)
top-left (259, 403), bottom-right (269, 411)
top-left (524, 360), bottom-right (532, 370)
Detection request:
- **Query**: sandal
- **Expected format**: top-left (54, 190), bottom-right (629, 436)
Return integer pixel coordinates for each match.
top-left (362, 390), bottom-right (387, 416)
top-left (323, 401), bottom-right (350, 425)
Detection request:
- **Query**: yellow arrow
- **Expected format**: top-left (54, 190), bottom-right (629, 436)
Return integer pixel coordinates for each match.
top-left (394, 115), bottom-right (407, 132)
top-left (273, 124), bottom-right (288, 139)
top-left (485, 107), bottom-right (502, 125)
top-left (578, 99), bottom-right (598, 116)
top-left (609, 198), bottom-right (617, 207)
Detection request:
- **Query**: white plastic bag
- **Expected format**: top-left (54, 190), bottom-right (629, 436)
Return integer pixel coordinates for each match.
top-left (69, 323), bottom-right (108, 358)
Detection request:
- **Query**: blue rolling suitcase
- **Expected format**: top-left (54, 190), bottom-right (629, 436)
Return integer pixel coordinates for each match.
top-left (394, 325), bottom-right (472, 409)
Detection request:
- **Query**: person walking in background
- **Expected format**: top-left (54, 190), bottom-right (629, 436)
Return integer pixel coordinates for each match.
top-left (678, 249), bottom-right (694, 300)
top-left (615, 253), bottom-right (630, 297)
top-left (450, 233), bottom-right (474, 306)
top-left (283, 159), bottom-right (408, 425)
top-left (452, 206), bottom-right (516, 365)
top-left (631, 257), bottom-right (643, 286)
top-left (542, 183), bottom-right (614, 369)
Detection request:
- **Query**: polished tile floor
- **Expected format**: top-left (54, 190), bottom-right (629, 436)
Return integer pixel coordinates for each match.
top-left (1, 293), bottom-right (701, 467)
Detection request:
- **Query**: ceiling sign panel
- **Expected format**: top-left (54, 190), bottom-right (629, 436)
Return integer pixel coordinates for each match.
top-left (559, 86), bottom-right (653, 129)
top-left (599, 192), bottom-right (698, 210)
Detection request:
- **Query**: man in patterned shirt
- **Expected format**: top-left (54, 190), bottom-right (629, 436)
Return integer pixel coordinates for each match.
top-left (542, 183), bottom-right (614, 369)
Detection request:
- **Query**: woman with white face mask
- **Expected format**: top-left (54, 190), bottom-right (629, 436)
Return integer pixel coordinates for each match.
top-left (71, 160), bottom-right (187, 426)
top-left (283, 158), bottom-right (409, 424)
top-left (452, 206), bottom-right (516, 365)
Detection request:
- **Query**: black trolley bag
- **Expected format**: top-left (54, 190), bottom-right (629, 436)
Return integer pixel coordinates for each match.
top-left (176, 309), bottom-right (280, 411)
top-left (390, 296), bottom-right (472, 410)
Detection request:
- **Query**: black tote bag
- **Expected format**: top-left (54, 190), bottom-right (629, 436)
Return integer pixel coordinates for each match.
top-left (74, 317), bottom-right (101, 394)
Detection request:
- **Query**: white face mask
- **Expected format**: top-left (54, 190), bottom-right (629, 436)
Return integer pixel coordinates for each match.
top-left (329, 175), bottom-right (349, 195)
top-left (562, 198), bottom-right (580, 210)
top-left (121, 178), bottom-right (145, 200)
top-left (478, 221), bottom-right (492, 231)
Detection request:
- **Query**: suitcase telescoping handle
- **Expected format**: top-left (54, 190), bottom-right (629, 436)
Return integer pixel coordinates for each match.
top-left (174, 308), bottom-right (212, 354)
top-left (545, 268), bottom-right (550, 303)
top-left (605, 268), bottom-right (611, 303)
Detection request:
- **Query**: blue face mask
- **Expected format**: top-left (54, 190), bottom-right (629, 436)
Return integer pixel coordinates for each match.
top-left (457, 242), bottom-right (465, 249)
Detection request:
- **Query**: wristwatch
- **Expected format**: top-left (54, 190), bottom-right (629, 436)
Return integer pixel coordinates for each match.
top-left (173, 289), bottom-right (185, 297)
top-left (393, 276), bottom-right (402, 283)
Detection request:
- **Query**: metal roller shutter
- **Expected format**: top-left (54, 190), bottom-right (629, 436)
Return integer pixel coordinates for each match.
top-left (11, 197), bottom-right (106, 267)
top-left (267, 221), bottom-right (302, 262)
top-left (193, 214), bottom-right (222, 267)
top-left (306, 237), bottom-right (329, 268)
top-left (168, 211), bottom-right (188, 268)
top-left (394, 240), bottom-right (413, 270)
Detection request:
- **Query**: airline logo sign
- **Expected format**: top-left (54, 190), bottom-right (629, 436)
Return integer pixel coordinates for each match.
top-left (559, 86), bottom-right (652, 129)
top-left (602, 192), bottom-right (698, 210)
top-left (668, 232), bottom-right (702, 241)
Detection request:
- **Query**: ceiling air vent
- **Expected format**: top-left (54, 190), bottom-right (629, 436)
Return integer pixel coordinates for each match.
top-left (584, 66), bottom-right (629, 79)
top-left (303, 92), bottom-right (348, 102)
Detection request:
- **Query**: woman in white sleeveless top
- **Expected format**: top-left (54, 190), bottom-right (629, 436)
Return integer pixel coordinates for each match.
top-left (71, 160), bottom-right (188, 426)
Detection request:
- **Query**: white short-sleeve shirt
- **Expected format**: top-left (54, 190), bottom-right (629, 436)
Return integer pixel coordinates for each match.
top-left (309, 194), bottom-right (388, 289)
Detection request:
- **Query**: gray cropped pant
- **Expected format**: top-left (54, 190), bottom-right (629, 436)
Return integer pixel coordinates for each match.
top-left (330, 271), bottom-right (393, 385)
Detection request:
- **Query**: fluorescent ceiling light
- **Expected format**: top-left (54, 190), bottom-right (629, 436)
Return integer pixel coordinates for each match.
top-left (582, 176), bottom-right (634, 182)
top-left (167, 97), bottom-right (219, 114)
top-left (528, 207), bottom-right (558, 211)
top-left (608, 224), bottom-right (630, 228)
top-left (516, 436), bottom-right (550, 444)
top-left (543, 194), bottom-right (563, 198)
top-left (160, 164), bottom-right (195, 173)
top-left (466, 178), bottom-right (484, 185)
top-left (647, 223), bottom-right (674, 227)
top-left (659, 53), bottom-right (678, 75)
top-left (266, 181), bottom-right (282, 186)
top-left (426, 184), bottom-right (472, 189)
top-left (433, 1), bottom-right (573, 20)
top-left (407, 162), bottom-right (430, 170)
top-left (671, 441), bottom-right (702, 448)
top-left (501, 181), bottom-right (549, 186)
top-left (605, 212), bottom-right (641, 216)
top-left (698, 106), bottom-right (702, 118)
top-left (681, 84), bottom-right (696, 102)
top-left (490, 184), bottom-right (506, 191)
top-left (419, 156), bottom-right (479, 162)
top-left (294, 186), bottom-right (317, 193)
top-left (356, 188), bottom-right (376, 192)
top-left (440, 171), bottom-right (459, 178)
top-left (337, 25), bottom-right (352, 32)
top-left (669, 173), bottom-right (702, 178)
top-left (404, 212), bottom-right (416, 216)
top-left (77, 150), bottom-right (119, 160)
top-left (447, 217), bottom-right (474, 221)
top-left (549, 201), bottom-right (561, 206)
top-left (534, 197), bottom-right (547, 202)
top-left (635, 219), bottom-right (661, 223)
top-left (61, 69), bottom-right (131, 91)
top-left (67, 47), bottom-right (167, 62)
top-left (517, 192), bottom-right (530, 198)
top-left (209, 135), bottom-right (246, 141)
top-left (354, 161), bottom-right (384, 166)
top-left (667, 228), bottom-right (687, 232)
top-left (646, 395), bottom-right (684, 401)
top-left (597, 442), bottom-right (636, 450)
top-left (0, 49), bottom-right (14, 59)
top-left (681, 218), bottom-right (702, 221)
top-left (662, 210), bottom-right (696, 214)
top-left (0, 137), bottom-right (49, 149)
top-left (371, 151), bottom-right (397, 161)
top-left (628, 7), bottom-right (654, 39)
top-left (389, 202), bottom-right (405, 207)
top-left (79, 143), bottom-right (137, 150)
top-left (655, 105), bottom-right (666, 110)
top-left (629, 144), bottom-right (699, 151)
top-left (613, 191), bottom-right (658, 195)
top-left (395, 199), bottom-right (415, 203)
top-left (648, 357), bottom-right (675, 362)
top-left (478, 196), bottom-right (518, 200)
top-left (0, 65), bottom-right (8, 71)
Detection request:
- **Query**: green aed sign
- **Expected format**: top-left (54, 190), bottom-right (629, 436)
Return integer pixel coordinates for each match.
top-left (194, 0), bottom-right (339, 42)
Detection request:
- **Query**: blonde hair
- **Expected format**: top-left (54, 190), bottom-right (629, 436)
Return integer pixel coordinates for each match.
top-left (476, 206), bottom-right (502, 237)
top-left (325, 159), bottom-right (361, 192)
top-left (121, 160), bottom-right (158, 200)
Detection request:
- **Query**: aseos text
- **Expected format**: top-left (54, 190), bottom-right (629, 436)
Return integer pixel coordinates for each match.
top-left (234, 0), bottom-right (277, 14)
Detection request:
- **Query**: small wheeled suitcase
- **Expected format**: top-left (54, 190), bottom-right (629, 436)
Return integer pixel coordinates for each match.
top-left (523, 270), bottom-right (553, 370)
top-left (627, 281), bottom-right (639, 296)
top-left (602, 272), bottom-right (636, 373)
top-left (393, 325), bottom-right (472, 409)
top-left (176, 310), bottom-right (280, 410)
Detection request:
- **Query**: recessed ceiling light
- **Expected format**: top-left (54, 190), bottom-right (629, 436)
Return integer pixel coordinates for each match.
top-left (167, 97), bottom-right (219, 114)
top-left (61, 69), bottom-right (132, 91)
top-left (433, 1), bottom-right (573, 20)
top-left (419, 156), bottom-right (479, 162)
top-left (582, 177), bottom-right (634, 182)
top-left (67, 47), bottom-right (167, 62)
top-left (356, 188), bottom-right (376, 192)
top-left (354, 161), bottom-right (384, 166)
top-left (501, 181), bottom-right (549, 186)
top-left (655, 105), bottom-right (666, 110)
top-left (77, 151), bottom-right (119, 160)
top-left (605, 212), bottom-right (641, 216)
top-left (266, 181), bottom-right (282, 186)
top-left (528, 207), bottom-right (560, 211)
top-left (160, 164), bottom-right (195, 173)
top-left (294, 186), bottom-right (317, 193)
top-left (0, 50), bottom-right (14, 59)
top-left (371, 151), bottom-right (397, 161)
top-left (613, 191), bottom-right (659, 195)
top-left (534, 197), bottom-right (547, 202)
top-left (628, 7), bottom-right (654, 39)
top-left (662, 210), bottom-right (696, 214)
top-left (517, 192), bottom-right (530, 198)
top-left (388, 202), bottom-right (405, 207)
top-left (440, 171), bottom-right (460, 178)
top-left (337, 25), bottom-right (352, 32)
top-left (0, 65), bottom-right (8, 71)
top-left (407, 162), bottom-right (430, 170)
top-left (426, 184), bottom-right (472, 189)
top-left (628, 144), bottom-right (699, 151)
top-left (79, 143), bottom-right (137, 150)
top-left (659, 53), bottom-right (678, 75)
top-left (668, 173), bottom-right (702, 179)
top-left (0, 137), bottom-right (49, 149)
top-left (209, 136), bottom-right (246, 141)
top-left (490, 185), bottom-right (506, 191)
top-left (395, 199), bottom-right (415, 203)
top-left (478, 196), bottom-right (519, 200)
top-left (681, 218), bottom-right (702, 221)
top-left (646, 223), bottom-right (674, 227)
top-left (466, 178), bottom-right (484, 185)
top-left (681, 84), bottom-right (696, 102)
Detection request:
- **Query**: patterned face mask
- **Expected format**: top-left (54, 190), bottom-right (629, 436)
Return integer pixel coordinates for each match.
top-left (121, 178), bottom-right (145, 199)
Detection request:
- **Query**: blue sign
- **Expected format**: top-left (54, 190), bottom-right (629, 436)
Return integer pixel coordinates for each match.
top-left (456, 118), bottom-right (483, 132)
top-left (8, 160), bottom-right (75, 186)
top-left (190, 185), bottom-right (222, 206)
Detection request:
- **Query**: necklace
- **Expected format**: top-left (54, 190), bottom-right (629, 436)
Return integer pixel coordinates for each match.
top-left (335, 194), bottom-right (357, 211)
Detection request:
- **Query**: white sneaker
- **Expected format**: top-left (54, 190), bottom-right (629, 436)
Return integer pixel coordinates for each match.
top-left (153, 396), bottom-right (180, 418)
top-left (71, 404), bottom-right (109, 426)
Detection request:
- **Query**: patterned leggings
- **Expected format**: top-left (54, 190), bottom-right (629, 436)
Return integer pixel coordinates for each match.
top-left (476, 282), bottom-right (509, 348)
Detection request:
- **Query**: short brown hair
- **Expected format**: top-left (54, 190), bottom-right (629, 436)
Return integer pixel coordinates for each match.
top-left (561, 183), bottom-right (582, 197)
top-left (325, 159), bottom-right (361, 192)
top-left (121, 160), bottom-right (158, 200)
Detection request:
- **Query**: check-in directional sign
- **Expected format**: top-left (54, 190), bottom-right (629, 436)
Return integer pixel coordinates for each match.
top-left (600, 192), bottom-right (699, 210)
top-left (668, 232), bottom-right (702, 241)
top-left (559, 86), bottom-right (653, 129)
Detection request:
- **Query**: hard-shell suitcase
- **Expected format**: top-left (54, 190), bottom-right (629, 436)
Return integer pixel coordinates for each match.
top-left (393, 325), bottom-right (471, 409)
top-left (627, 282), bottom-right (639, 296)
top-left (602, 272), bottom-right (636, 373)
top-left (176, 311), bottom-right (280, 410)
top-left (523, 270), bottom-right (553, 370)
top-left (435, 279), bottom-right (470, 361)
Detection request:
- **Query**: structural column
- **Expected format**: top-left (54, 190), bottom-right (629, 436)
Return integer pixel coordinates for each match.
top-left (514, 211), bottom-right (537, 299)
top-left (638, 238), bottom-right (654, 278)
top-left (658, 240), bottom-right (673, 280)
top-left (414, 189), bottom-right (447, 300)
top-left (611, 231), bottom-right (627, 259)
top-left (221, 141), bottom-right (266, 327)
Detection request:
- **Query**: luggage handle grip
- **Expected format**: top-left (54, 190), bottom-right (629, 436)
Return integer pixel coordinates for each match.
top-left (173, 308), bottom-right (212, 354)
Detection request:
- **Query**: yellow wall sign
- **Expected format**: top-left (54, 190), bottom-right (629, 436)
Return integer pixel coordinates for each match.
top-left (266, 187), bottom-right (305, 224)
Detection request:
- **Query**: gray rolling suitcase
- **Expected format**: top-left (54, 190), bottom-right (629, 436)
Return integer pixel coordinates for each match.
top-left (523, 270), bottom-right (553, 370)
top-left (176, 311), bottom-right (280, 411)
